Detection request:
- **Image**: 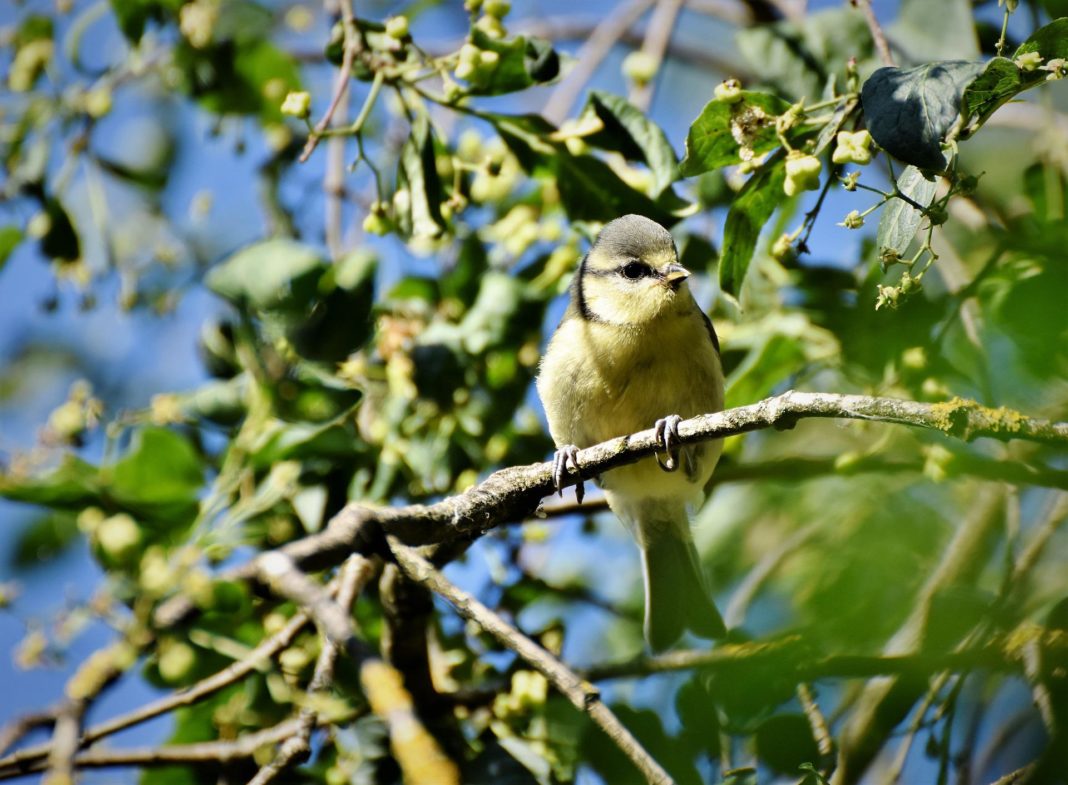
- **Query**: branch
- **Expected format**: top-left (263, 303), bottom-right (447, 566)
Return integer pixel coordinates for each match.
top-left (256, 552), bottom-right (461, 785)
top-left (854, 0), bottom-right (894, 66)
top-left (542, 0), bottom-right (655, 125)
top-left (388, 537), bottom-right (676, 785)
top-left (627, 0), bottom-right (684, 112)
top-left (1, 718), bottom-right (304, 775)
top-left (581, 637), bottom-right (1018, 683)
top-left (153, 391), bottom-right (1068, 629)
top-left (299, 0), bottom-right (359, 163)
top-left (247, 555), bottom-right (375, 785)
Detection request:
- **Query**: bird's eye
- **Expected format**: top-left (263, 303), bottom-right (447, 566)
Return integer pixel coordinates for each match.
top-left (620, 262), bottom-right (649, 280)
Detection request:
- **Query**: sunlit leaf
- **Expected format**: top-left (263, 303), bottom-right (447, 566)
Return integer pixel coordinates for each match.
top-left (719, 155), bottom-right (787, 296)
top-left (679, 92), bottom-right (790, 176)
top-left (875, 165), bottom-right (937, 258)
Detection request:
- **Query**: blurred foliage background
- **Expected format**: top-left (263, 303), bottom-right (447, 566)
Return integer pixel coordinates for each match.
top-left (1, 0), bottom-right (1068, 783)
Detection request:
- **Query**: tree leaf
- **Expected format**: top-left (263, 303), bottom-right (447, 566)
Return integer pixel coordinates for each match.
top-left (109, 427), bottom-right (204, 523)
top-left (583, 91), bottom-right (679, 197)
top-left (719, 156), bottom-right (787, 297)
top-left (1014, 16), bottom-right (1068, 61)
top-left (39, 198), bottom-right (80, 263)
top-left (0, 226), bottom-right (23, 272)
top-left (0, 454), bottom-right (103, 508)
top-left (490, 113), bottom-right (683, 224)
top-left (876, 165), bottom-right (937, 258)
top-left (12, 512), bottom-right (80, 569)
top-left (861, 60), bottom-right (986, 170)
top-left (679, 92), bottom-right (790, 177)
top-left (396, 114), bottom-right (446, 239)
top-left (462, 29), bottom-right (559, 96)
top-left (206, 239), bottom-right (324, 312)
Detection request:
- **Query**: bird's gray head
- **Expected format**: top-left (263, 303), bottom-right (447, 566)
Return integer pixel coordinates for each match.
top-left (573, 214), bottom-right (692, 326)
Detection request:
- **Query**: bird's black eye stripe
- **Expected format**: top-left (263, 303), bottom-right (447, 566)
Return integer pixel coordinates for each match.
top-left (620, 261), bottom-right (651, 280)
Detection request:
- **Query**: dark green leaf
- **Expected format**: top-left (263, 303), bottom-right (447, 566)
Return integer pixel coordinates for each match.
top-left (396, 114), bottom-right (446, 239)
top-left (959, 58), bottom-right (1024, 134)
top-left (719, 156), bottom-right (787, 297)
top-left (110, 428), bottom-right (204, 521)
top-left (680, 92), bottom-right (790, 177)
top-left (582, 704), bottom-right (702, 785)
top-left (12, 512), bottom-right (79, 568)
top-left (206, 239), bottom-right (324, 311)
top-left (16, 14), bottom-right (54, 45)
top-left (1014, 17), bottom-right (1068, 62)
top-left (40, 198), bottom-right (80, 263)
top-left (289, 250), bottom-right (377, 362)
top-left (0, 226), bottom-right (23, 271)
top-left (861, 60), bottom-right (986, 170)
top-left (958, 20), bottom-right (1068, 138)
top-left (462, 29), bottom-right (559, 96)
top-left (0, 454), bottom-right (102, 508)
top-left (583, 91), bottom-right (679, 196)
top-left (754, 714), bottom-right (821, 775)
top-left (109, 0), bottom-right (179, 43)
top-left (489, 113), bottom-right (683, 224)
top-left (876, 166), bottom-right (937, 258)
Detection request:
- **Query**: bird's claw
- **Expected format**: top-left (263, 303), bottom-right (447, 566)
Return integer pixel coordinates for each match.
top-left (552, 445), bottom-right (585, 504)
top-left (654, 414), bottom-right (683, 473)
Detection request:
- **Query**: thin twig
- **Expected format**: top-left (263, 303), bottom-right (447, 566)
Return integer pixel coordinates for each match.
top-left (300, 0), bottom-right (360, 163)
top-left (247, 555), bottom-right (375, 785)
top-left (542, 0), bottom-right (655, 125)
top-left (152, 391), bottom-right (1068, 630)
top-left (628, 0), bottom-right (684, 112)
top-left (5, 719), bottom-right (304, 775)
top-left (388, 537), bottom-right (676, 785)
top-left (798, 683), bottom-right (835, 777)
top-left (854, 0), bottom-right (894, 67)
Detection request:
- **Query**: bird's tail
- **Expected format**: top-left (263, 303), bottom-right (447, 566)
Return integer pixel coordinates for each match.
top-left (640, 532), bottom-right (726, 652)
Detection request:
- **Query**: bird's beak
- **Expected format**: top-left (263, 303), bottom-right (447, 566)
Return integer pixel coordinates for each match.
top-left (663, 263), bottom-right (691, 289)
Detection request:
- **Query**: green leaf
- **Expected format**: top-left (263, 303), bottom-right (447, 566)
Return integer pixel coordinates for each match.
top-left (39, 198), bottom-right (80, 263)
top-left (206, 239), bottom-right (324, 312)
top-left (754, 714), bottom-right (820, 776)
top-left (396, 114), bottom-right (446, 239)
top-left (12, 512), bottom-right (79, 569)
top-left (109, 0), bottom-right (180, 43)
top-left (462, 29), bottom-right (559, 96)
top-left (861, 60), bottom-right (986, 170)
top-left (725, 332), bottom-right (807, 410)
top-left (679, 92), bottom-right (790, 177)
top-left (108, 428), bottom-right (204, 522)
top-left (958, 58), bottom-right (1024, 135)
top-left (719, 157), bottom-right (787, 297)
top-left (0, 454), bottom-right (102, 508)
top-left (582, 91), bottom-right (679, 197)
top-left (890, 0), bottom-right (979, 62)
top-left (0, 226), bottom-right (23, 271)
top-left (876, 166), bottom-right (937, 258)
top-left (737, 8), bottom-right (875, 102)
top-left (1014, 17), bottom-right (1068, 62)
top-left (489, 113), bottom-right (683, 224)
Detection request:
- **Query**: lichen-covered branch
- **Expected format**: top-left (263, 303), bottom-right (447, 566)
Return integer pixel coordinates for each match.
top-left (154, 391), bottom-right (1068, 629)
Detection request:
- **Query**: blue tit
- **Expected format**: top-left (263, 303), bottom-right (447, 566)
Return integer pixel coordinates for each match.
top-left (536, 214), bottom-right (726, 651)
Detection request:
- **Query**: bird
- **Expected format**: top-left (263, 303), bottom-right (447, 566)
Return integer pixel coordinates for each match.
top-left (536, 213), bottom-right (727, 651)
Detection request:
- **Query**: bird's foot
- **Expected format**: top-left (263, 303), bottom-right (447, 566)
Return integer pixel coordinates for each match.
top-left (552, 445), bottom-right (585, 504)
top-left (654, 414), bottom-right (683, 473)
